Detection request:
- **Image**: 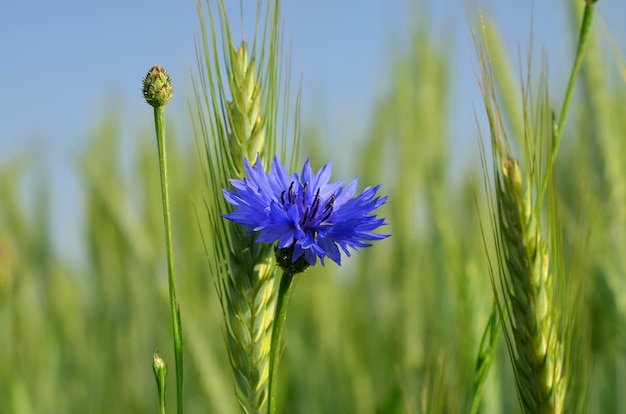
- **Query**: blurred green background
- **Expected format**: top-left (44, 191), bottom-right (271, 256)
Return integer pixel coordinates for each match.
top-left (1, 1), bottom-right (626, 413)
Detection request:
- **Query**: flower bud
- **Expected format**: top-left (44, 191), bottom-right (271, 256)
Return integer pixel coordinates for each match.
top-left (152, 350), bottom-right (167, 397)
top-left (143, 65), bottom-right (173, 107)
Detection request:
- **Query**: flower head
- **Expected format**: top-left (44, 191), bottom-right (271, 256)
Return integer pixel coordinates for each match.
top-left (142, 65), bottom-right (173, 107)
top-left (222, 155), bottom-right (389, 268)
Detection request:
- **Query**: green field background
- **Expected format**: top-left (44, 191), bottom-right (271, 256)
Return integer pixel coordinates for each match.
top-left (1, 2), bottom-right (625, 413)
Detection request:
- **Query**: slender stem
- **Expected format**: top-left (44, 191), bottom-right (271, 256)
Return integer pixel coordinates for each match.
top-left (267, 271), bottom-right (295, 414)
top-left (154, 105), bottom-right (184, 414)
top-left (556, 5), bottom-right (594, 141)
top-left (537, 3), bottom-right (594, 207)
top-left (157, 378), bottom-right (167, 414)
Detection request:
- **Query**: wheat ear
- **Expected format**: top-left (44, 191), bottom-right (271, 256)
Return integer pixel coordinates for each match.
top-left (193, 1), bottom-right (287, 412)
top-left (471, 10), bottom-right (574, 412)
top-left (218, 41), bottom-right (277, 413)
top-left (497, 156), bottom-right (565, 413)
top-left (228, 42), bottom-right (278, 414)
top-left (227, 43), bottom-right (266, 175)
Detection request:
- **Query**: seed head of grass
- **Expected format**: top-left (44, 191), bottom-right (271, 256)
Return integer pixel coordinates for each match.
top-left (498, 156), bottom-right (565, 413)
top-left (193, 1), bottom-right (290, 412)
top-left (228, 43), bottom-right (266, 170)
top-left (472, 12), bottom-right (567, 413)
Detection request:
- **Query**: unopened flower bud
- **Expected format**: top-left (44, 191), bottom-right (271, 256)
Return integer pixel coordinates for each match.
top-left (143, 65), bottom-right (173, 107)
top-left (152, 350), bottom-right (167, 396)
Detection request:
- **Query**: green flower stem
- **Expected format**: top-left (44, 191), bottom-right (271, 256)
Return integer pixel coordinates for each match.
top-left (538, 3), bottom-right (595, 207)
top-left (153, 104), bottom-right (184, 414)
top-left (267, 271), bottom-right (296, 414)
top-left (158, 390), bottom-right (166, 414)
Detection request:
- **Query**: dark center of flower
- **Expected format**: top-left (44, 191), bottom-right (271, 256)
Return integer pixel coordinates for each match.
top-left (280, 181), bottom-right (335, 229)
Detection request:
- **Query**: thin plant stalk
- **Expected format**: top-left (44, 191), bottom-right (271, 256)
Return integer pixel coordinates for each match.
top-left (537, 2), bottom-right (595, 207)
top-left (153, 104), bottom-right (184, 414)
top-left (144, 65), bottom-right (183, 414)
top-left (158, 392), bottom-right (166, 414)
top-left (267, 271), bottom-right (295, 414)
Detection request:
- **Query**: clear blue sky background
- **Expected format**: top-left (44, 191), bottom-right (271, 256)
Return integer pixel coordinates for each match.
top-left (1, 0), bottom-right (624, 260)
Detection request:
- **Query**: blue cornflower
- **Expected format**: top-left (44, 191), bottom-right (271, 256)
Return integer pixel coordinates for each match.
top-left (222, 155), bottom-right (389, 269)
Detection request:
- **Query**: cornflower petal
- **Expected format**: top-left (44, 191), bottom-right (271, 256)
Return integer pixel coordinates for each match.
top-left (222, 156), bottom-right (389, 268)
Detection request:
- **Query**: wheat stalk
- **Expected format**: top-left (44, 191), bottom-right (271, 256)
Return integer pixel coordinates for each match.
top-left (220, 43), bottom-right (277, 414)
top-left (205, 38), bottom-right (276, 414)
top-left (192, 1), bottom-right (296, 412)
top-left (468, 7), bottom-right (592, 411)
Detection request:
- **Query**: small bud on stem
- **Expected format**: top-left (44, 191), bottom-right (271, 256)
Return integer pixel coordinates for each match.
top-left (143, 65), bottom-right (173, 107)
top-left (153, 350), bottom-right (167, 414)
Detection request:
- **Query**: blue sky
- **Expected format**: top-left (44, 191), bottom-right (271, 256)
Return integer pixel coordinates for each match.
top-left (1, 1), bottom-right (624, 259)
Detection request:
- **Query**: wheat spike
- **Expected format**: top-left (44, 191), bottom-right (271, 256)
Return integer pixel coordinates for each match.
top-left (498, 156), bottom-right (565, 413)
top-left (472, 11), bottom-right (567, 413)
top-left (220, 40), bottom-right (277, 413)
top-left (223, 235), bottom-right (276, 413)
top-left (193, 1), bottom-right (287, 412)
top-left (227, 43), bottom-right (266, 175)
top-left (219, 41), bottom-right (276, 413)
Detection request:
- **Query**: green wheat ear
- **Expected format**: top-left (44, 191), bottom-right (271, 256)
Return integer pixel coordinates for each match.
top-left (220, 39), bottom-right (277, 414)
top-left (192, 0), bottom-right (297, 412)
top-left (498, 155), bottom-right (566, 413)
top-left (469, 9), bottom-right (586, 412)
top-left (227, 43), bottom-right (266, 175)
